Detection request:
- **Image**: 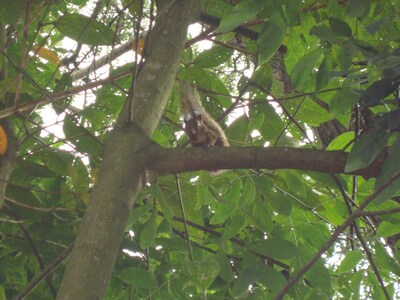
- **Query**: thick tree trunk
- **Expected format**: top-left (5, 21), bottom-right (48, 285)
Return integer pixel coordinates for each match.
top-left (56, 1), bottom-right (199, 299)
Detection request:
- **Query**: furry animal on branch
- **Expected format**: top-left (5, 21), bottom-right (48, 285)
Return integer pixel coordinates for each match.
top-left (179, 82), bottom-right (229, 148)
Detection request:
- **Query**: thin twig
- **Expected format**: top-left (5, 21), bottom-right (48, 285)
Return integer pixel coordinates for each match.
top-left (357, 207), bottom-right (400, 216)
top-left (12, 244), bottom-right (73, 300)
top-left (175, 174), bottom-right (194, 261)
top-left (5, 197), bottom-right (78, 212)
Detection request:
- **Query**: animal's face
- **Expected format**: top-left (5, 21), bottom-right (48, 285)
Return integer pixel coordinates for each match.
top-left (184, 115), bottom-right (203, 141)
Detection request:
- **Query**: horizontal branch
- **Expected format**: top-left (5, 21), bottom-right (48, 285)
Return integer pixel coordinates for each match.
top-left (148, 146), bottom-right (382, 178)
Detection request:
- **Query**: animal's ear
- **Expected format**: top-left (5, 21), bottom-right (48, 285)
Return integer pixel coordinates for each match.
top-left (196, 114), bottom-right (203, 121)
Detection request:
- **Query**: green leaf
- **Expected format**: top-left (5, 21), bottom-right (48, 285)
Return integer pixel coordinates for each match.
top-left (251, 238), bottom-right (300, 259)
top-left (257, 15), bottom-right (286, 64)
top-left (374, 243), bottom-right (400, 276)
top-left (0, 78), bottom-right (36, 94)
top-left (329, 18), bottom-right (352, 37)
top-left (194, 46), bottom-right (233, 68)
top-left (252, 197), bottom-right (273, 232)
top-left (307, 262), bottom-right (332, 295)
top-left (298, 223), bottom-right (330, 249)
top-left (260, 266), bottom-right (287, 291)
top-left (310, 25), bottom-right (340, 44)
top-left (184, 258), bottom-right (220, 290)
top-left (365, 18), bottom-right (387, 35)
top-left (254, 176), bottom-right (274, 196)
top-left (33, 150), bottom-right (70, 176)
top-left (316, 54), bottom-right (332, 90)
top-left (248, 110), bottom-right (265, 131)
top-left (376, 221), bottom-right (400, 238)
top-left (127, 204), bottom-right (152, 227)
top-left (222, 213), bottom-right (245, 240)
top-left (346, 0), bottom-right (368, 18)
top-left (154, 186), bottom-right (174, 223)
top-left (215, 251), bottom-right (234, 282)
top-left (118, 267), bottom-right (157, 289)
top-left (224, 179), bottom-right (242, 207)
top-left (218, 0), bottom-right (264, 33)
top-left (336, 250), bottom-right (364, 274)
top-left (196, 183), bottom-right (213, 207)
top-left (210, 203), bottom-right (233, 225)
top-left (258, 104), bottom-right (286, 141)
top-left (363, 78), bottom-right (398, 107)
top-left (140, 209), bottom-right (158, 249)
top-left (249, 63), bottom-right (273, 94)
top-left (239, 178), bottom-right (256, 208)
top-left (152, 130), bottom-right (170, 148)
top-left (0, 0), bottom-right (24, 23)
top-left (268, 191), bottom-right (292, 216)
top-left (291, 48), bottom-right (323, 90)
top-left (345, 130), bottom-right (389, 173)
top-left (386, 109), bottom-right (400, 131)
top-left (326, 132), bottom-right (355, 151)
top-left (374, 137), bottom-right (400, 203)
top-left (288, 96), bottom-right (331, 127)
top-left (225, 115), bottom-right (249, 146)
top-left (284, 0), bottom-right (302, 27)
top-left (0, 285), bottom-right (5, 300)
top-left (63, 116), bottom-right (102, 158)
top-left (56, 13), bottom-right (117, 45)
top-left (330, 88), bottom-right (359, 117)
top-left (20, 160), bottom-right (56, 178)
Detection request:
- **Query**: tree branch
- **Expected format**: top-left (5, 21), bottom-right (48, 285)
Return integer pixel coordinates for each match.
top-left (148, 146), bottom-right (383, 178)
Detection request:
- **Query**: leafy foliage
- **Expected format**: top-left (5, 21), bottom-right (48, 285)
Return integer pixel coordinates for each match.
top-left (0, 0), bottom-right (400, 299)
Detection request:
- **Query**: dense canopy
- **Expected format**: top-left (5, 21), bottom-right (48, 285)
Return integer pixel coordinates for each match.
top-left (0, 0), bottom-right (399, 299)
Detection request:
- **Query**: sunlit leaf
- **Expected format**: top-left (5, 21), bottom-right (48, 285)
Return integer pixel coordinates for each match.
top-left (257, 14), bottom-right (286, 64)
top-left (56, 13), bottom-right (118, 45)
top-left (336, 250), bottom-right (364, 274)
top-left (377, 221), bottom-right (400, 238)
top-left (218, 0), bottom-right (264, 33)
top-left (194, 46), bottom-right (233, 68)
top-left (290, 48), bottom-right (323, 90)
top-left (34, 46), bottom-right (61, 64)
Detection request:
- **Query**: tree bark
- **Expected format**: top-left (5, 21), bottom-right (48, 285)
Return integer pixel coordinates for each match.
top-left (148, 146), bottom-right (383, 178)
top-left (56, 1), bottom-right (200, 299)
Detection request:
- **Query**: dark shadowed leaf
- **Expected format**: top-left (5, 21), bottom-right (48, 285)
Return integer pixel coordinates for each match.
top-left (345, 130), bottom-right (389, 173)
top-left (118, 267), bottom-right (157, 289)
top-left (251, 238), bottom-right (300, 259)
